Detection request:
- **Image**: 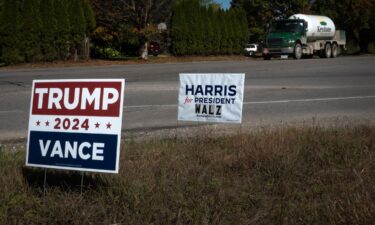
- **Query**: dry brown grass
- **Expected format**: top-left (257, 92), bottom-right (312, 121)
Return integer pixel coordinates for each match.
top-left (1, 125), bottom-right (375, 224)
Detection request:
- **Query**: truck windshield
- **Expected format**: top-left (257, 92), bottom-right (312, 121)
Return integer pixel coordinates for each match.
top-left (270, 21), bottom-right (304, 33)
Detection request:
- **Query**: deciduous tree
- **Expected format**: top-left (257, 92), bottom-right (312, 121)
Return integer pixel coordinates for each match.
top-left (231, 0), bottom-right (310, 42)
top-left (313, 0), bottom-right (375, 53)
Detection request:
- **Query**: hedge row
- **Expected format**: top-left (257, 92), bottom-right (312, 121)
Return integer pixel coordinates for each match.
top-left (0, 0), bottom-right (95, 64)
top-left (171, 0), bottom-right (249, 56)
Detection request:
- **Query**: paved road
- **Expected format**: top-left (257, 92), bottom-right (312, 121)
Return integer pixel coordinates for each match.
top-left (0, 56), bottom-right (374, 140)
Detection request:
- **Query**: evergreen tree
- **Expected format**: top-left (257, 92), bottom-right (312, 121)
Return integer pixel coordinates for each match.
top-left (226, 10), bottom-right (235, 54)
top-left (20, 0), bottom-right (42, 62)
top-left (220, 10), bottom-right (230, 54)
top-left (229, 9), bottom-right (240, 54)
top-left (83, 0), bottom-right (96, 32)
top-left (196, 5), bottom-right (205, 54)
top-left (171, 0), bottom-right (250, 56)
top-left (40, 0), bottom-right (57, 61)
top-left (82, 0), bottom-right (96, 59)
top-left (204, 6), bottom-right (215, 55)
top-left (68, 0), bottom-right (86, 60)
top-left (239, 8), bottom-right (249, 51)
top-left (171, 2), bottom-right (181, 55)
top-left (55, 0), bottom-right (71, 60)
top-left (0, 0), bottom-right (22, 64)
top-left (186, 0), bottom-right (198, 54)
top-left (0, 0), bottom-right (2, 59)
top-left (211, 7), bottom-right (221, 55)
top-left (171, 2), bottom-right (189, 55)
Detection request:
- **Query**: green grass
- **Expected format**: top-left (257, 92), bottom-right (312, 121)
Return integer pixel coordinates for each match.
top-left (1, 125), bottom-right (375, 224)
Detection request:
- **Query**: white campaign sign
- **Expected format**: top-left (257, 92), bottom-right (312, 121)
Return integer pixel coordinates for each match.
top-left (178, 73), bottom-right (245, 123)
top-left (26, 79), bottom-right (125, 173)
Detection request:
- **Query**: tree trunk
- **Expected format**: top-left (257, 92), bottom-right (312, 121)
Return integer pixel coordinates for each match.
top-left (84, 35), bottom-right (90, 60)
top-left (74, 48), bottom-right (78, 62)
top-left (359, 29), bottom-right (370, 53)
top-left (141, 42), bottom-right (148, 60)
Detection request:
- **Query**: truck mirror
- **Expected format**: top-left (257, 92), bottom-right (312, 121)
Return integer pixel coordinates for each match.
top-left (304, 21), bottom-right (308, 33)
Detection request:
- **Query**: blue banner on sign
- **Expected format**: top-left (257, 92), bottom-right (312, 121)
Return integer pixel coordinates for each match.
top-left (27, 131), bottom-right (118, 172)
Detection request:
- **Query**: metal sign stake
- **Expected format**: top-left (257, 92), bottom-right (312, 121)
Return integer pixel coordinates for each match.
top-left (80, 172), bottom-right (84, 196)
top-left (43, 168), bottom-right (47, 197)
top-left (240, 123), bottom-right (243, 151)
top-left (175, 120), bottom-right (179, 141)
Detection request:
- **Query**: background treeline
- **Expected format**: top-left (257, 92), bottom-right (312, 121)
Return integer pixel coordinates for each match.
top-left (0, 0), bottom-right (374, 65)
top-left (0, 0), bottom-right (95, 64)
top-left (171, 0), bottom-right (249, 55)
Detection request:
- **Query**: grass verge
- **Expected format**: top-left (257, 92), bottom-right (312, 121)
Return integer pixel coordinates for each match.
top-left (1, 125), bottom-right (375, 224)
top-left (0, 55), bottom-right (250, 70)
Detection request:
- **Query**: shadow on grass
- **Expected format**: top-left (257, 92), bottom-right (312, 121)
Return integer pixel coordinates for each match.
top-left (22, 167), bottom-right (109, 193)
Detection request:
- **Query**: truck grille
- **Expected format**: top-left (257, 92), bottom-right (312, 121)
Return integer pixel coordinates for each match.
top-left (267, 38), bottom-right (283, 46)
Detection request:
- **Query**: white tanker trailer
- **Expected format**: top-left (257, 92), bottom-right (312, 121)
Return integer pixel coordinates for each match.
top-left (263, 14), bottom-right (346, 60)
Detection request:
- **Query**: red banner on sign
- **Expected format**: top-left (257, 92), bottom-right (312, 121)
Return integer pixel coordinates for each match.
top-left (32, 82), bottom-right (122, 117)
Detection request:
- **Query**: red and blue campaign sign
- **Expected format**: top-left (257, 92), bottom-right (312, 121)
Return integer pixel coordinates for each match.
top-left (26, 79), bottom-right (125, 173)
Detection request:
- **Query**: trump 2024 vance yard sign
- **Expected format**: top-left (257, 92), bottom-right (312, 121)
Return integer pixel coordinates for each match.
top-left (178, 73), bottom-right (245, 123)
top-left (26, 79), bottom-right (125, 173)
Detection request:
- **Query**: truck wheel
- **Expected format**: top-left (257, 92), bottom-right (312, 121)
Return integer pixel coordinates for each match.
top-left (331, 43), bottom-right (338, 58)
top-left (293, 43), bottom-right (302, 59)
top-left (324, 43), bottom-right (332, 58)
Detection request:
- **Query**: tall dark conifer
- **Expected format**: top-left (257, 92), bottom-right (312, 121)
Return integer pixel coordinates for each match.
top-left (83, 0), bottom-right (96, 32)
top-left (170, 0), bottom-right (251, 56)
top-left (82, 0), bottom-right (96, 59)
top-left (68, 0), bottom-right (86, 60)
top-left (211, 7), bottom-right (221, 55)
top-left (20, 0), bottom-right (42, 62)
top-left (40, 0), bottom-right (57, 61)
top-left (239, 8), bottom-right (249, 50)
top-left (171, 2), bottom-right (188, 55)
top-left (220, 10), bottom-right (230, 54)
top-left (0, 0), bottom-right (22, 64)
top-left (55, 0), bottom-right (71, 60)
top-left (204, 6), bottom-right (215, 55)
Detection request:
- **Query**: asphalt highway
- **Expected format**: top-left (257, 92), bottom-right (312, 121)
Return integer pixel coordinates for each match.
top-left (0, 55), bottom-right (374, 140)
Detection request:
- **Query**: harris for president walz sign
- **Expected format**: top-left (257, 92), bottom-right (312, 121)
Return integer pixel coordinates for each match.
top-left (26, 79), bottom-right (125, 173)
top-left (178, 73), bottom-right (245, 123)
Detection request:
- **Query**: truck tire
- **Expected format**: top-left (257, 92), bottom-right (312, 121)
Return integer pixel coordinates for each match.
top-left (324, 43), bottom-right (332, 58)
top-left (331, 43), bottom-right (338, 58)
top-left (293, 43), bottom-right (302, 59)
